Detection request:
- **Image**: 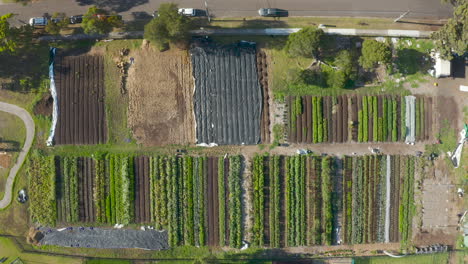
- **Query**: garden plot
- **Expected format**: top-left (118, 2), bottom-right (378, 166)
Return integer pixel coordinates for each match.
top-left (30, 152), bottom-right (421, 249)
top-left (54, 53), bottom-right (107, 145)
top-left (126, 45), bottom-right (195, 146)
top-left (39, 227), bottom-right (168, 250)
top-left (191, 43), bottom-right (263, 145)
top-left (287, 95), bottom-right (433, 144)
top-left (249, 154), bottom-right (416, 247)
top-left (41, 154), bottom-right (244, 248)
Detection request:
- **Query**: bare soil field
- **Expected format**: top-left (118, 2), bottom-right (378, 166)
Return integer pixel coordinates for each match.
top-left (126, 43), bottom-right (195, 146)
top-left (54, 53), bottom-right (107, 145)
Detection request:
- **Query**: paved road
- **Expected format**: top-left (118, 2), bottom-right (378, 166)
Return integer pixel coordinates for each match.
top-left (0, 102), bottom-right (35, 209)
top-left (1, 0), bottom-right (453, 26)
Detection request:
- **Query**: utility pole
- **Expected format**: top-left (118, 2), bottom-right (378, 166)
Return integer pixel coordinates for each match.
top-left (394, 10), bottom-right (410, 23)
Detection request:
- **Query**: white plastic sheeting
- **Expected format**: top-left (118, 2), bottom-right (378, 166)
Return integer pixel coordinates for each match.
top-left (46, 47), bottom-right (58, 146)
top-left (384, 155), bottom-right (391, 243)
top-left (405, 96), bottom-right (416, 144)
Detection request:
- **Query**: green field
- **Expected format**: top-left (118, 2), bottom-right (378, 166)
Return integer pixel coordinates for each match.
top-left (0, 237), bottom-right (83, 264)
top-left (0, 112), bottom-right (26, 197)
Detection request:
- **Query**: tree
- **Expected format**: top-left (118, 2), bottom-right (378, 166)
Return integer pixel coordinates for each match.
top-left (359, 39), bottom-right (391, 70)
top-left (327, 70), bottom-right (347, 88)
top-left (334, 50), bottom-right (358, 81)
top-left (45, 13), bottom-right (69, 35)
top-left (432, 1), bottom-right (467, 59)
top-left (285, 27), bottom-right (324, 58)
top-left (81, 6), bottom-right (123, 34)
top-left (0, 14), bottom-right (17, 53)
top-left (144, 3), bottom-right (190, 50)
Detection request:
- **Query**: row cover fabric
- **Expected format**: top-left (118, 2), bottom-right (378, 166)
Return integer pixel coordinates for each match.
top-left (191, 42), bottom-right (262, 145)
top-left (39, 227), bottom-right (168, 250)
top-left (46, 47), bottom-right (58, 146)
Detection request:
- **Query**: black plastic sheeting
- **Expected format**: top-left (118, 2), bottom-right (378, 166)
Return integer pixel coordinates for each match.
top-left (39, 227), bottom-right (169, 250)
top-left (191, 42), bottom-right (262, 145)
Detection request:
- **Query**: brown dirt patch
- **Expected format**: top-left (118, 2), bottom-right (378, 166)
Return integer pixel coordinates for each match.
top-left (435, 96), bottom-right (458, 131)
top-left (0, 154), bottom-right (12, 169)
top-left (126, 44), bottom-right (195, 146)
top-left (33, 94), bottom-right (53, 116)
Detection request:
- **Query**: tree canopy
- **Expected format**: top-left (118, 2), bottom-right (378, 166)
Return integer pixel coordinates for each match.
top-left (144, 3), bottom-right (190, 50)
top-left (432, 1), bottom-right (467, 59)
top-left (358, 39), bottom-right (392, 70)
top-left (45, 13), bottom-right (69, 35)
top-left (285, 27), bottom-right (324, 58)
top-left (81, 6), bottom-right (123, 34)
top-left (0, 14), bottom-right (17, 53)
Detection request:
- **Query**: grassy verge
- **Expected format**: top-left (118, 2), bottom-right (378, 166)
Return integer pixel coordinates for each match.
top-left (354, 253), bottom-right (449, 264)
top-left (204, 17), bottom-right (443, 31)
top-left (0, 236), bottom-right (83, 264)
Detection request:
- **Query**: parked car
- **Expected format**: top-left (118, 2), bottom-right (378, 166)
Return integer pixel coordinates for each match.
top-left (51, 17), bottom-right (64, 24)
top-left (29, 17), bottom-right (48, 27)
top-left (70, 15), bottom-right (83, 24)
top-left (258, 8), bottom-right (288, 17)
top-left (178, 8), bottom-right (197, 17)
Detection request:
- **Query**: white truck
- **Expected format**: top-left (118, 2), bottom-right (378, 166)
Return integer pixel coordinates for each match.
top-left (178, 8), bottom-right (197, 17)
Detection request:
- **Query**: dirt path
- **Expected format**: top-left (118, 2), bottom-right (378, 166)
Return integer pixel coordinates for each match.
top-left (0, 102), bottom-right (35, 209)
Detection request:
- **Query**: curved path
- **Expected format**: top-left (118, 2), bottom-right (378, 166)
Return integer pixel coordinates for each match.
top-left (0, 102), bottom-right (35, 209)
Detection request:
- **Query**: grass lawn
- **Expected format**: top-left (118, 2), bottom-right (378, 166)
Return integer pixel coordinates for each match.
top-left (354, 253), bottom-right (449, 264)
top-left (0, 112), bottom-right (26, 197)
top-left (205, 16), bottom-right (443, 31)
top-left (101, 15), bottom-right (445, 32)
top-left (95, 39), bottom-right (142, 147)
top-left (0, 237), bottom-right (84, 264)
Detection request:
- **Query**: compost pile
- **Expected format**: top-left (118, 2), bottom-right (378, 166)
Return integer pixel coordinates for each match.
top-left (39, 227), bottom-right (169, 250)
top-left (191, 42), bottom-right (262, 145)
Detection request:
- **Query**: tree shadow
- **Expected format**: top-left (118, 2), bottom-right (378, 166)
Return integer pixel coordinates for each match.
top-left (74, 0), bottom-right (149, 13)
top-left (124, 11), bottom-right (153, 31)
top-left (452, 56), bottom-right (466, 79)
top-left (0, 45), bottom-right (49, 93)
top-left (0, 140), bottom-right (21, 152)
top-left (395, 48), bottom-right (432, 75)
top-left (220, 248), bottom-right (328, 263)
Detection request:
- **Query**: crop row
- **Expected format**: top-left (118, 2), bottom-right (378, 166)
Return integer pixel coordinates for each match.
top-left (288, 95), bottom-right (432, 143)
top-left (358, 96), bottom-right (400, 142)
top-left (28, 152), bottom-right (57, 225)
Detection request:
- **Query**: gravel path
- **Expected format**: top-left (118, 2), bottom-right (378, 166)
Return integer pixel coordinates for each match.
top-left (39, 227), bottom-right (169, 250)
top-left (0, 102), bottom-right (35, 209)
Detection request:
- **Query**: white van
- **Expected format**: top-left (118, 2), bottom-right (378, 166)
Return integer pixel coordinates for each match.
top-left (29, 17), bottom-right (48, 27)
top-left (178, 8), bottom-right (196, 17)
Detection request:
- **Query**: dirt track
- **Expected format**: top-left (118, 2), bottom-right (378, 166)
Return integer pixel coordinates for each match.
top-left (127, 42), bottom-right (195, 146)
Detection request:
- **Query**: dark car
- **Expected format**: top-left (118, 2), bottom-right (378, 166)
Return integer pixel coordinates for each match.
top-left (70, 15), bottom-right (83, 24)
top-left (258, 8), bottom-right (288, 17)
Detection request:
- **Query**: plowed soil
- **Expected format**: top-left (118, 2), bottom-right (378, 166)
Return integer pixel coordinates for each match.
top-left (54, 54), bottom-right (107, 145)
top-left (126, 43), bottom-right (195, 146)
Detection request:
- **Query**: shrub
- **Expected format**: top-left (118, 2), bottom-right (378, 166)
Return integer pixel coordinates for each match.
top-left (359, 39), bottom-right (392, 70)
top-left (81, 6), bottom-right (123, 34)
top-left (144, 3), bottom-right (190, 51)
top-left (285, 27), bottom-right (324, 58)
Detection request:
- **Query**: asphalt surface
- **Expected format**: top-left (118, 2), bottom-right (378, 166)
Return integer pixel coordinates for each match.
top-left (0, 102), bottom-right (35, 209)
top-left (0, 0), bottom-right (453, 26)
